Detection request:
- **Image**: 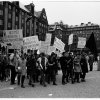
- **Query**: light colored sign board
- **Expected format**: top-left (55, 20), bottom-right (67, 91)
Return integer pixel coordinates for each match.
top-left (68, 34), bottom-right (73, 45)
top-left (55, 50), bottom-right (62, 57)
top-left (54, 37), bottom-right (65, 52)
top-left (3, 29), bottom-right (23, 42)
top-left (3, 29), bottom-right (23, 49)
top-left (77, 37), bottom-right (86, 48)
top-left (23, 35), bottom-right (41, 51)
top-left (47, 46), bottom-right (56, 55)
top-left (45, 33), bottom-right (52, 45)
top-left (39, 33), bottom-right (52, 54)
top-left (39, 41), bottom-right (48, 54)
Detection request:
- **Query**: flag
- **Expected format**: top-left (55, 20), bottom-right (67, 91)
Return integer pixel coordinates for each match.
top-left (85, 32), bottom-right (98, 60)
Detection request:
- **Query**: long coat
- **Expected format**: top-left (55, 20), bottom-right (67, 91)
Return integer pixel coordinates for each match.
top-left (73, 56), bottom-right (82, 73)
top-left (80, 56), bottom-right (88, 73)
top-left (17, 58), bottom-right (27, 76)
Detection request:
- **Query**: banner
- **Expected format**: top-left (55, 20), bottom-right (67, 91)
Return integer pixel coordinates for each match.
top-left (47, 46), bottom-right (56, 55)
top-left (68, 34), bottom-right (73, 45)
top-left (3, 29), bottom-right (23, 49)
top-left (45, 33), bottom-right (52, 46)
top-left (54, 37), bottom-right (65, 53)
top-left (23, 35), bottom-right (41, 51)
top-left (39, 33), bottom-right (52, 54)
top-left (77, 37), bottom-right (86, 48)
top-left (3, 29), bottom-right (23, 42)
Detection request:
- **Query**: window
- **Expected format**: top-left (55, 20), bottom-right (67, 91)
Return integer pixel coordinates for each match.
top-left (16, 16), bottom-right (18, 21)
top-left (9, 5), bottom-right (11, 10)
top-left (0, 2), bottom-right (3, 5)
top-left (0, 10), bottom-right (3, 15)
top-left (0, 20), bottom-right (3, 25)
top-left (22, 19), bottom-right (24, 23)
top-left (16, 9), bottom-right (18, 13)
top-left (16, 25), bottom-right (18, 29)
top-left (22, 12), bottom-right (24, 18)
top-left (8, 23), bottom-right (11, 28)
top-left (32, 23), bottom-right (33, 27)
top-left (27, 21), bottom-right (29, 25)
top-left (27, 29), bottom-right (29, 33)
top-left (39, 23), bottom-right (41, 26)
top-left (8, 13), bottom-right (11, 19)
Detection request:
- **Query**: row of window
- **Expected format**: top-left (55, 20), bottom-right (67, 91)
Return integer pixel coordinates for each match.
top-left (68, 26), bottom-right (99, 31)
top-left (39, 22), bottom-right (48, 29)
top-left (0, 19), bottom-right (3, 25)
top-left (0, 10), bottom-right (3, 15)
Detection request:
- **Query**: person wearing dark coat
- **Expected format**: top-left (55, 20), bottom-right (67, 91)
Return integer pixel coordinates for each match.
top-left (80, 53), bottom-right (88, 82)
top-left (66, 53), bottom-right (74, 84)
top-left (88, 53), bottom-right (94, 71)
top-left (47, 52), bottom-right (57, 85)
top-left (59, 52), bottom-right (67, 85)
top-left (26, 54), bottom-right (36, 87)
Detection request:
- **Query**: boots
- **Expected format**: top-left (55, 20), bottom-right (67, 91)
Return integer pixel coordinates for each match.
top-left (21, 75), bottom-right (25, 88)
top-left (17, 74), bottom-right (21, 85)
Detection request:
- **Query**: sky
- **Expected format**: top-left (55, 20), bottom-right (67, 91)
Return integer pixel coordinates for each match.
top-left (10, 0), bottom-right (100, 25)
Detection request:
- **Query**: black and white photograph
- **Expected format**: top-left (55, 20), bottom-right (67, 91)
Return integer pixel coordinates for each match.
top-left (0, 0), bottom-right (100, 98)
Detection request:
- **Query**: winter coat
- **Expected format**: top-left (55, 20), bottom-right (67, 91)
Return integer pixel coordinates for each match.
top-left (80, 56), bottom-right (88, 73)
top-left (59, 56), bottom-right (67, 69)
top-left (17, 58), bottom-right (27, 76)
top-left (73, 56), bottom-right (82, 73)
top-left (88, 54), bottom-right (94, 65)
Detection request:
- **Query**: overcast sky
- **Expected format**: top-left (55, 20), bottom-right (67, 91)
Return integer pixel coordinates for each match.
top-left (13, 0), bottom-right (100, 25)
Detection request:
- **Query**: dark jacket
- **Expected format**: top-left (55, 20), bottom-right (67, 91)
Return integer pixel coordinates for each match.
top-left (59, 56), bottom-right (67, 69)
top-left (48, 56), bottom-right (57, 70)
top-left (80, 56), bottom-right (88, 73)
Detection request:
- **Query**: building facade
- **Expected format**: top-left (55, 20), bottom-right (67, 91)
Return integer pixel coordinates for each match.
top-left (48, 22), bottom-right (67, 45)
top-left (49, 22), bottom-right (100, 53)
top-left (67, 22), bottom-right (100, 52)
top-left (0, 1), bottom-right (48, 41)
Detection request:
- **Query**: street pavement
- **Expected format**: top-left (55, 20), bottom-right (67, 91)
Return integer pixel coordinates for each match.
top-left (0, 63), bottom-right (100, 98)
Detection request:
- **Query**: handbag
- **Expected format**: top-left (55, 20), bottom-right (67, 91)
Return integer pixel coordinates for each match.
top-left (16, 66), bottom-right (22, 74)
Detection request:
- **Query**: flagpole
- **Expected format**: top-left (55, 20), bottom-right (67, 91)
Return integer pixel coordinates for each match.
top-left (69, 44), bottom-right (71, 52)
top-left (80, 48), bottom-right (83, 55)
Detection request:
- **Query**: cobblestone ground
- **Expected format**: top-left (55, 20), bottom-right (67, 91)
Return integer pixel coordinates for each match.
top-left (0, 63), bottom-right (100, 98)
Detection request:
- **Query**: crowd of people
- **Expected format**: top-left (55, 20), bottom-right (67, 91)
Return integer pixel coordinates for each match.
top-left (0, 50), bottom-right (96, 88)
